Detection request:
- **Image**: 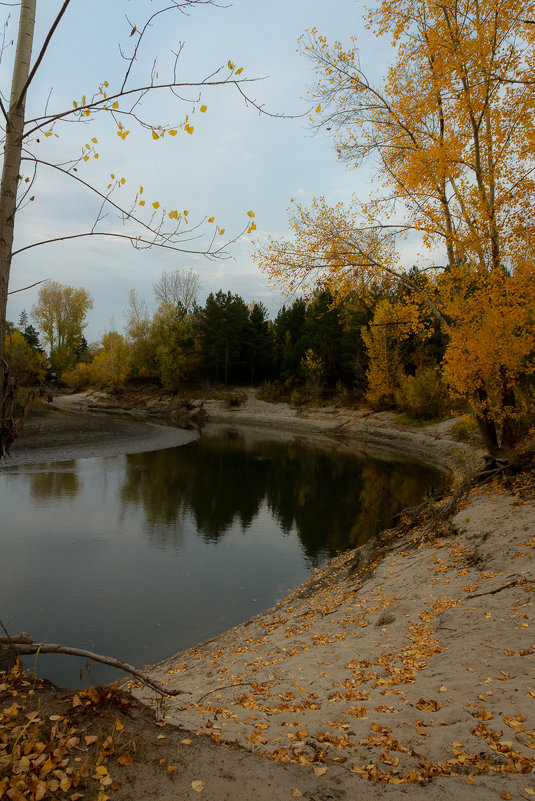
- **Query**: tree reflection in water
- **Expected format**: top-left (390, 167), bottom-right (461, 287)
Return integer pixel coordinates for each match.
top-left (119, 428), bottom-right (446, 565)
top-left (28, 461), bottom-right (81, 501)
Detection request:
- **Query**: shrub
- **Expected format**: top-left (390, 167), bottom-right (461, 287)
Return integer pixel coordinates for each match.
top-left (61, 362), bottom-right (94, 390)
top-left (451, 415), bottom-right (479, 441)
top-left (212, 389), bottom-right (246, 407)
top-left (395, 366), bottom-right (450, 420)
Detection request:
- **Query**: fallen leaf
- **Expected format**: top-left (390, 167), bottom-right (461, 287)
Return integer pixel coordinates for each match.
top-left (167, 765), bottom-right (177, 773)
top-left (313, 766), bottom-right (327, 776)
top-left (192, 780), bottom-right (206, 792)
top-left (416, 698), bottom-right (442, 712)
top-left (181, 738), bottom-right (192, 745)
top-left (500, 792), bottom-right (512, 800)
top-left (85, 735), bottom-right (98, 746)
top-left (117, 752), bottom-right (133, 766)
top-left (293, 791), bottom-right (302, 798)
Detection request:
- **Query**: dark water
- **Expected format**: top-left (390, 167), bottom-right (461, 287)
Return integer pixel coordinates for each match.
top-left (0, 427), bottom-right (446, 688)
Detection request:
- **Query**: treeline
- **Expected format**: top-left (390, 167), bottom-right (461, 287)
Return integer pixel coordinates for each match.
top-left (5, 268), bottom-right (460, 422)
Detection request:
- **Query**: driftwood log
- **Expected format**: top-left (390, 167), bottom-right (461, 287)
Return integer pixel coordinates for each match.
top-left (0, 633), bottom-right (181, 697)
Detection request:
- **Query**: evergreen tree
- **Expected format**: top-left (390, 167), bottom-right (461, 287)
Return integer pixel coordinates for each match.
top-left (200, 291), bottom-right (250, 383)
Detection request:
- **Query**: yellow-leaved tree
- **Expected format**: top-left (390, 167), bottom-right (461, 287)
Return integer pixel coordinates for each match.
top-left (256, 0), bottom-right (535, 455)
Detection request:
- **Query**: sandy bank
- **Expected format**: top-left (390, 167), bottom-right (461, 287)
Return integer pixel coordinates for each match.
top-left (1, 404), bottom-right (196, 467)
top-left (132, 481), bottom-right (535, 798)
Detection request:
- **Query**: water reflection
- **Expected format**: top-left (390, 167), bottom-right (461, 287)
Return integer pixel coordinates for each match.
top-left (120, 428), bottom-right (444, 565)
top-left (0, 427), bottom-right (446, 688)
top-left (28, 461), bottom-right (80, 500)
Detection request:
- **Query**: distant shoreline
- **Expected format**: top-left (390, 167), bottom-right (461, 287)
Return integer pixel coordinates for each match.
top-left (1, 389), bottom-right (478, 472)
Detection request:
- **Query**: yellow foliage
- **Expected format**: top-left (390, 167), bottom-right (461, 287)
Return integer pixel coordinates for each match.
top-left (256, 0), bottom-right (535, 451)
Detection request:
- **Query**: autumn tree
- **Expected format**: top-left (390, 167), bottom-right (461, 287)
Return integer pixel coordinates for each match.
top-left (91, 330), bottom-right (130, 389)
top-left (0, 0), bottom-right (264, 454)
top-left (257, 0), bottom-right (535, 454)
top-left (31, 281), bottom-right (93, 374)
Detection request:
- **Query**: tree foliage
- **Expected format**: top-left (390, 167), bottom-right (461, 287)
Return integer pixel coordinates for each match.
top-left (256, 0), bottom-right (535, 454)
top-left (31, 281), bottom-right (93, 374)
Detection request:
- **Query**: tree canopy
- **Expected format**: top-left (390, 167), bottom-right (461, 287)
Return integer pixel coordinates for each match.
top-left (256, 0), bottom-right (535, 454)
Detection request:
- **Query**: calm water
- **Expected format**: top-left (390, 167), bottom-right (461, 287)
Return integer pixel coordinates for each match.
top-left (0, 427), bottom-right (446, 688)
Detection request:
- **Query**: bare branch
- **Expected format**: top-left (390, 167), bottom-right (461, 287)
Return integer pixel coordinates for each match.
top-left (11, 227), bottom-right (244, 259)
top-left (7, 278), bottom-right (49, 295)
top-left (1, 633), bottom-right (182, 697)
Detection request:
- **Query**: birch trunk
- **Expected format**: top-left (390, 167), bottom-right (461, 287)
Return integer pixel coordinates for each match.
top-left (0, 1), bottom-right (36, 448)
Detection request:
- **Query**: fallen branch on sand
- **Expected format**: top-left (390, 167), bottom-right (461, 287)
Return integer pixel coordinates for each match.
top-left (0, 632), bottom-right (181, 697)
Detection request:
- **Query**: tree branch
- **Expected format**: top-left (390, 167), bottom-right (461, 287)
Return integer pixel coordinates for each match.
top-left (11, 228), bottom-right (241, 259)
top-left (1, 633), bottom-right (182, 697)
top-left (7, 277), bottom-right (49, 294)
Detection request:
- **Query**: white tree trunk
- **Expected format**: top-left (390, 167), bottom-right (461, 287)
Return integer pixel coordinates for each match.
top-left (0, 0), bottom-right (36, 370)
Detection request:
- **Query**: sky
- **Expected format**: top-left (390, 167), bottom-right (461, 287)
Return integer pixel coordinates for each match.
top-left (2, 0), bottom-right (393, 343)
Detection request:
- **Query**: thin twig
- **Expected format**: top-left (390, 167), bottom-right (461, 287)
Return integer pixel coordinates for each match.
top-left (7, 278), bottom-right (49, 294)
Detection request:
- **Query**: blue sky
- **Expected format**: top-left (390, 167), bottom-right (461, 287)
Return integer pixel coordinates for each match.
top-left (3, 0), bottom-right (392, 342)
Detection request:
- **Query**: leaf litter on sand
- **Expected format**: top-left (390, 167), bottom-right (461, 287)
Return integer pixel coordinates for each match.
top-left (129, 477), bottom-right (535, 793)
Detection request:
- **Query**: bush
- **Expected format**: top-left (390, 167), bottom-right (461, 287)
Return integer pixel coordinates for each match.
top-left (395, 366), bottom-right (450, 420)
top-left (257, 381), bottom-right (284, 403)
top-left (451, 415), bottom-right (479, 441)
top-left (212, 389), bottom-right (246, 407)
top-left (62, 362), bottom-right (94, 390)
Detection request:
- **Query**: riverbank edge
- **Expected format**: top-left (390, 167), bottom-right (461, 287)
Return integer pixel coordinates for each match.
top-left (43, 387), bottom-right (481, 475)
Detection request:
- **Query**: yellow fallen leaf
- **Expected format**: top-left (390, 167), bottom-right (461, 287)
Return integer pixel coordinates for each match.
top-left (313, 766), bottom-right (327, 776)
top-left (115, 719), bottom-right (124, 731)
top-left (181, 738), bottom-right (192, 745)
top-left (167, 765), bottom-right (177, 773)
top-left (192, 780), bottom-right (206, 792)
top-left (293, 790), bottom-right (302, 798)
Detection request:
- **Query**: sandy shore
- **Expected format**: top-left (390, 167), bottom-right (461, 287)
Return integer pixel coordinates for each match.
top-left (3, 392), bottom-right (532, 799)
top-left (128, 481), bottom-right (535, 798)
top-left (1, 402), bottom-right (196, 468)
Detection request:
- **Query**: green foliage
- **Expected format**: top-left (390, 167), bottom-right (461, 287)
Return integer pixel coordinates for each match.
top-left (395, 366), bottom-right (451, 420)
top-left (200, 290), bottom-right (250, 384)
top-left (451, 415), bottom-right (479, 441)
top-left (212, 389), bottom-right (247, 407)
